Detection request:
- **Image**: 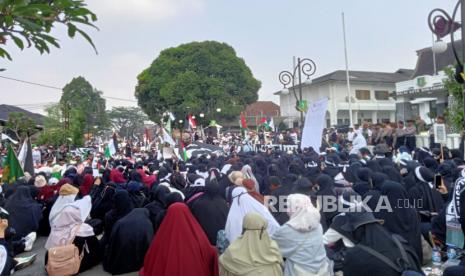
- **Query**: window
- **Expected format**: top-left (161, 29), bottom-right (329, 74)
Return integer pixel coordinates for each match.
top-left (375, 90), bottom-right (389, 100)
top-left (356, 90), bottom-right (370, 100)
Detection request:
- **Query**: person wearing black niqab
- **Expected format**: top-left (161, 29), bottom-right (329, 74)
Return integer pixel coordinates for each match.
top-left (338, 211), bottom-right (422, 276)
top-left (103, 208), bottom-right (154, 275)
top-left (5, 186), bottom-right (42, 253)
top-left (101, 190), bottom-right (134, 249)
top-left (145, 185), bottom-right (170, 231)
top-left (378, 181), bottom-right (422, 262)
top-left (188, 176), bottom-right (228, 245)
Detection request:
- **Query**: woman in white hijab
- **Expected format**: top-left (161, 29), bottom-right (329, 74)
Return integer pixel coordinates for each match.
top-left (272, 194), bottom-right (332, 276)
top-left (49, 184), bottom-right (79, 225)
top-left (225, 187), bottom-right (279, 243)
top-left (45, 195), bottom-right (101, 273)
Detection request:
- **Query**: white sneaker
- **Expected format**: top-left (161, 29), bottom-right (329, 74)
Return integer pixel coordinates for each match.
top-left (23, 232), bottom-right (36, 252)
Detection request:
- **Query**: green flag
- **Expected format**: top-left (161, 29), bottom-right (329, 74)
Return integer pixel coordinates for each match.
top-left (2, 144), bottom-right (24, 183)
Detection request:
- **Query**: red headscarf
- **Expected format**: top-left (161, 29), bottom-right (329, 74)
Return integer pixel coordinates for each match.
top-left (110, 168), bottom-right (126, 184)
top-left (137, 168), bottom-right (156, 189)
top-left (79, 174), bottom-right (94, 196)
top-left (139, 203), bottom-right (219, 276)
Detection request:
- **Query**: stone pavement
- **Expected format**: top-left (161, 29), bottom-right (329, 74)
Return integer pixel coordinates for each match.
top-left (15, 237), bottom-right (138, 276)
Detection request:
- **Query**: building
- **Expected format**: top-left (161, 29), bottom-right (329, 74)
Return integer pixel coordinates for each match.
top-left (395, 41), bottom-right (459, 124)
top-left (243, 101), bottom-right (280, 127)
top-left (0, 104), bottom-right (44, 128)
top-left (275, 69), bottom-right (413, 128)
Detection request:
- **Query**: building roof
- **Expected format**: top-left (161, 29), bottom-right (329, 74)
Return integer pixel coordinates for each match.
top-left (412, 40), bottom-right (462, 78)
top-left (274, 69), bottom-right (413, 95)
top-left (244, 101), bottom-right (280, 116)
top-left (0, 104), bottom-right (45, 126)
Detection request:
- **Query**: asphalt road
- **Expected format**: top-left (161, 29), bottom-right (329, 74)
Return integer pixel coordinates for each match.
top-left (15, 237), bottom-right (138, 276)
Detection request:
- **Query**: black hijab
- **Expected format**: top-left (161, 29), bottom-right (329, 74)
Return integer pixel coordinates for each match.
top-left (378, 181), bottom-right (422, 261)
top-left (5, 186), bottom-right (42, 239)
top-left (145, 185), bottom-right (170, 231)
top-left (103, 208), bottom-right (154, 275)
top-left (189, 177), bottom-right (228, 245)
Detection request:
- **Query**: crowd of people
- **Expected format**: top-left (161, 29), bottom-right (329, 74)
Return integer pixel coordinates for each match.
top-left (0, 118), bottom-right (465, 276)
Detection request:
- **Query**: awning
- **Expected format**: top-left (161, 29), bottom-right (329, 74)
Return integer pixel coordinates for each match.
top-left (410, 97), bottom-right (437, 104)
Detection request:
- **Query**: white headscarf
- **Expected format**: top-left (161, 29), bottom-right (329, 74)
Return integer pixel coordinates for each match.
top-left (49, 194), bottom-right (76, 225)
top-left (286, 194), bottom-right (321, 232)
top-left (45, 196), bottom-right (94, 250)
top-left (241, 165), bottom-right (259, 192)
top-left (225, 187), bottom-right (279, 243)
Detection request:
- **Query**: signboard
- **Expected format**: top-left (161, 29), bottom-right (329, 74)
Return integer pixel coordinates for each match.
top-left (433, 123), bottom-right (447, 145)
top-left (300, 98), bottom-right (329, 151)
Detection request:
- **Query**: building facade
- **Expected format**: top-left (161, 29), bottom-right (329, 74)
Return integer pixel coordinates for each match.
top-left (395, 42), bottom-right (457, 124)
top-left (275, 69), bottom-right (412, 128)
top-left (243, 101), bottom-right (280, 127)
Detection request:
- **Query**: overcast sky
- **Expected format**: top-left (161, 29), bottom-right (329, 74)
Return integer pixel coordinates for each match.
top-left (0, 0), bottom-right (457, 114)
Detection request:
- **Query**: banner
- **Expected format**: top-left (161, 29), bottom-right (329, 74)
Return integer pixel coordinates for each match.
top-left (300, 98), bottom-right (329, 151)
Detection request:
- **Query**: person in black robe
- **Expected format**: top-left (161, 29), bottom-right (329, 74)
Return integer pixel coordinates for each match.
top-left (353, 168), bottom-right (373, 197)
top-left (409, 166), bottom-right (444, 220)
top-left (103, 208), bottom-right (154, 275)
top-left (90, 182), bottom-right (117, 221)
top-left (334, 211), bottom-right (422, 276)
top-left (188, 176), bottom-right (228, 245)
top-left (145, 185), bottom-right (170, 232)
top-left (101, 190), bottom-right (134, 250)
top-left (363, 172), bottom-right (387, 212)
top-left (378, 181), bottom-right (422, 262)
top-left (315, 174), bottom-right (338, 228)
top-left (4, 186), bottom-right (42, 255)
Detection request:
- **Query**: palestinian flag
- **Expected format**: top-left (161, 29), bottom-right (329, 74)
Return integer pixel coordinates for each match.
top-left (180, 141), bottom-right (188, 161)
top-left (104, 139), bottom-right (116, 158)
top-left (188, 115), bottom-right (197, 129)
top-left (240, 113), bottom-right (248, 129)
top-left (2, 144), bottom-right (24, 183)
top-left (260, 117), bottom-right (275, 131)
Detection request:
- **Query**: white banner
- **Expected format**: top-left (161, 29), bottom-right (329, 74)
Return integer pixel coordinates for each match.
top-left (301, 98), bottom-right (329, 151)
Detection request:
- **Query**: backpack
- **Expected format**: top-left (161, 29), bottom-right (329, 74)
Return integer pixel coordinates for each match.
top-left (357, 234), bottom-right (425, 276)
top-left (45, 226), bottom-right (84, 276)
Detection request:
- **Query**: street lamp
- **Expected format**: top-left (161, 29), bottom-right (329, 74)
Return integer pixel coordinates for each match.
top-left (278, 58), bottom-right (317, 128)
top-left (428, 0), bottom-right (465, 131)
top-left (216, 108), bottom-right (221, 113)
top-left (199, 113), bottom-right (205, 118)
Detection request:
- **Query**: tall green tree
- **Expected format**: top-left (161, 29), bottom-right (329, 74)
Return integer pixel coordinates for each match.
top-left (107, 106), bottom-right (148, 138)
top-left (135, 41), bottom-right (261, 122)
top-left (36, 103), bottom-right (69, 147)
top-left (0, 0), bottom-right (97, 60)
top-left (443, 66), bottom-right (464, 131)
top-left (5, 112), bottom-right (36, 141)
top-left (61, 76), bottom-right (108, 130)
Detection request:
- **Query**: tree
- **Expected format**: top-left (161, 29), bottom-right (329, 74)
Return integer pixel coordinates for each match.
top-left (60, 76), bottom-right (108, 135)
top-left (36, 103), bottom-right (69, 147)
top-left (107, 106), bottom-right (148, 138)
top-left (443, 66), bottom-right (464, 132)
top-left (5, 112), bottom-right (36, 141)
top-left (135, 41), bottom-right (261, 122)
top-left (0, 0), bottom-right (97, 60)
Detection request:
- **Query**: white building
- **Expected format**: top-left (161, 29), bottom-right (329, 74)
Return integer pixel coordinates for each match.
top-left (275, 69), bottom-right (413, 128)
top-left (395, 43), bottom-right (456, 124)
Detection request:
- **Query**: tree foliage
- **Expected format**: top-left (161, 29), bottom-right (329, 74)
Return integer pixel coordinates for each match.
top-left (5, 111), bottom-right (36, 141)
top-left (61, 76), bottom-right (108, 131)
top-left (37, 103), bottom-right (86, 147)
top-left (0, 0), bottom-right (97, 60)
top-left (107, 106), bottom-right (148, 138)
top-left (135, 41), bottom-right (261, 122)
top-left (443, 66), bottom-right (464, 131)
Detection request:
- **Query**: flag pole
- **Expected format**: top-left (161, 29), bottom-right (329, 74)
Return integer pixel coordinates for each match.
top-left (342, 12), bottom-right (353, 127)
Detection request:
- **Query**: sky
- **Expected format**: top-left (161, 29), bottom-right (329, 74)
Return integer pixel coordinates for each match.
top-left (0, 0), bottom-right (458, 114)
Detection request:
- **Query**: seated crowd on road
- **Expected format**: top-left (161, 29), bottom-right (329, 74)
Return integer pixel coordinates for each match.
top-left (0, 119), bottom-right (465, 276)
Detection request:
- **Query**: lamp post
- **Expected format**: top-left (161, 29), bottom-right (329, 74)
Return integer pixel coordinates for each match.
top-left (179, 119), bottom-right (183, 144)
top-left (278, 58), bottom-right (317, 128)
top-left (197, 113), bottom-right (204, 140)
top-left (428, 0), bottom-right (465, 132)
